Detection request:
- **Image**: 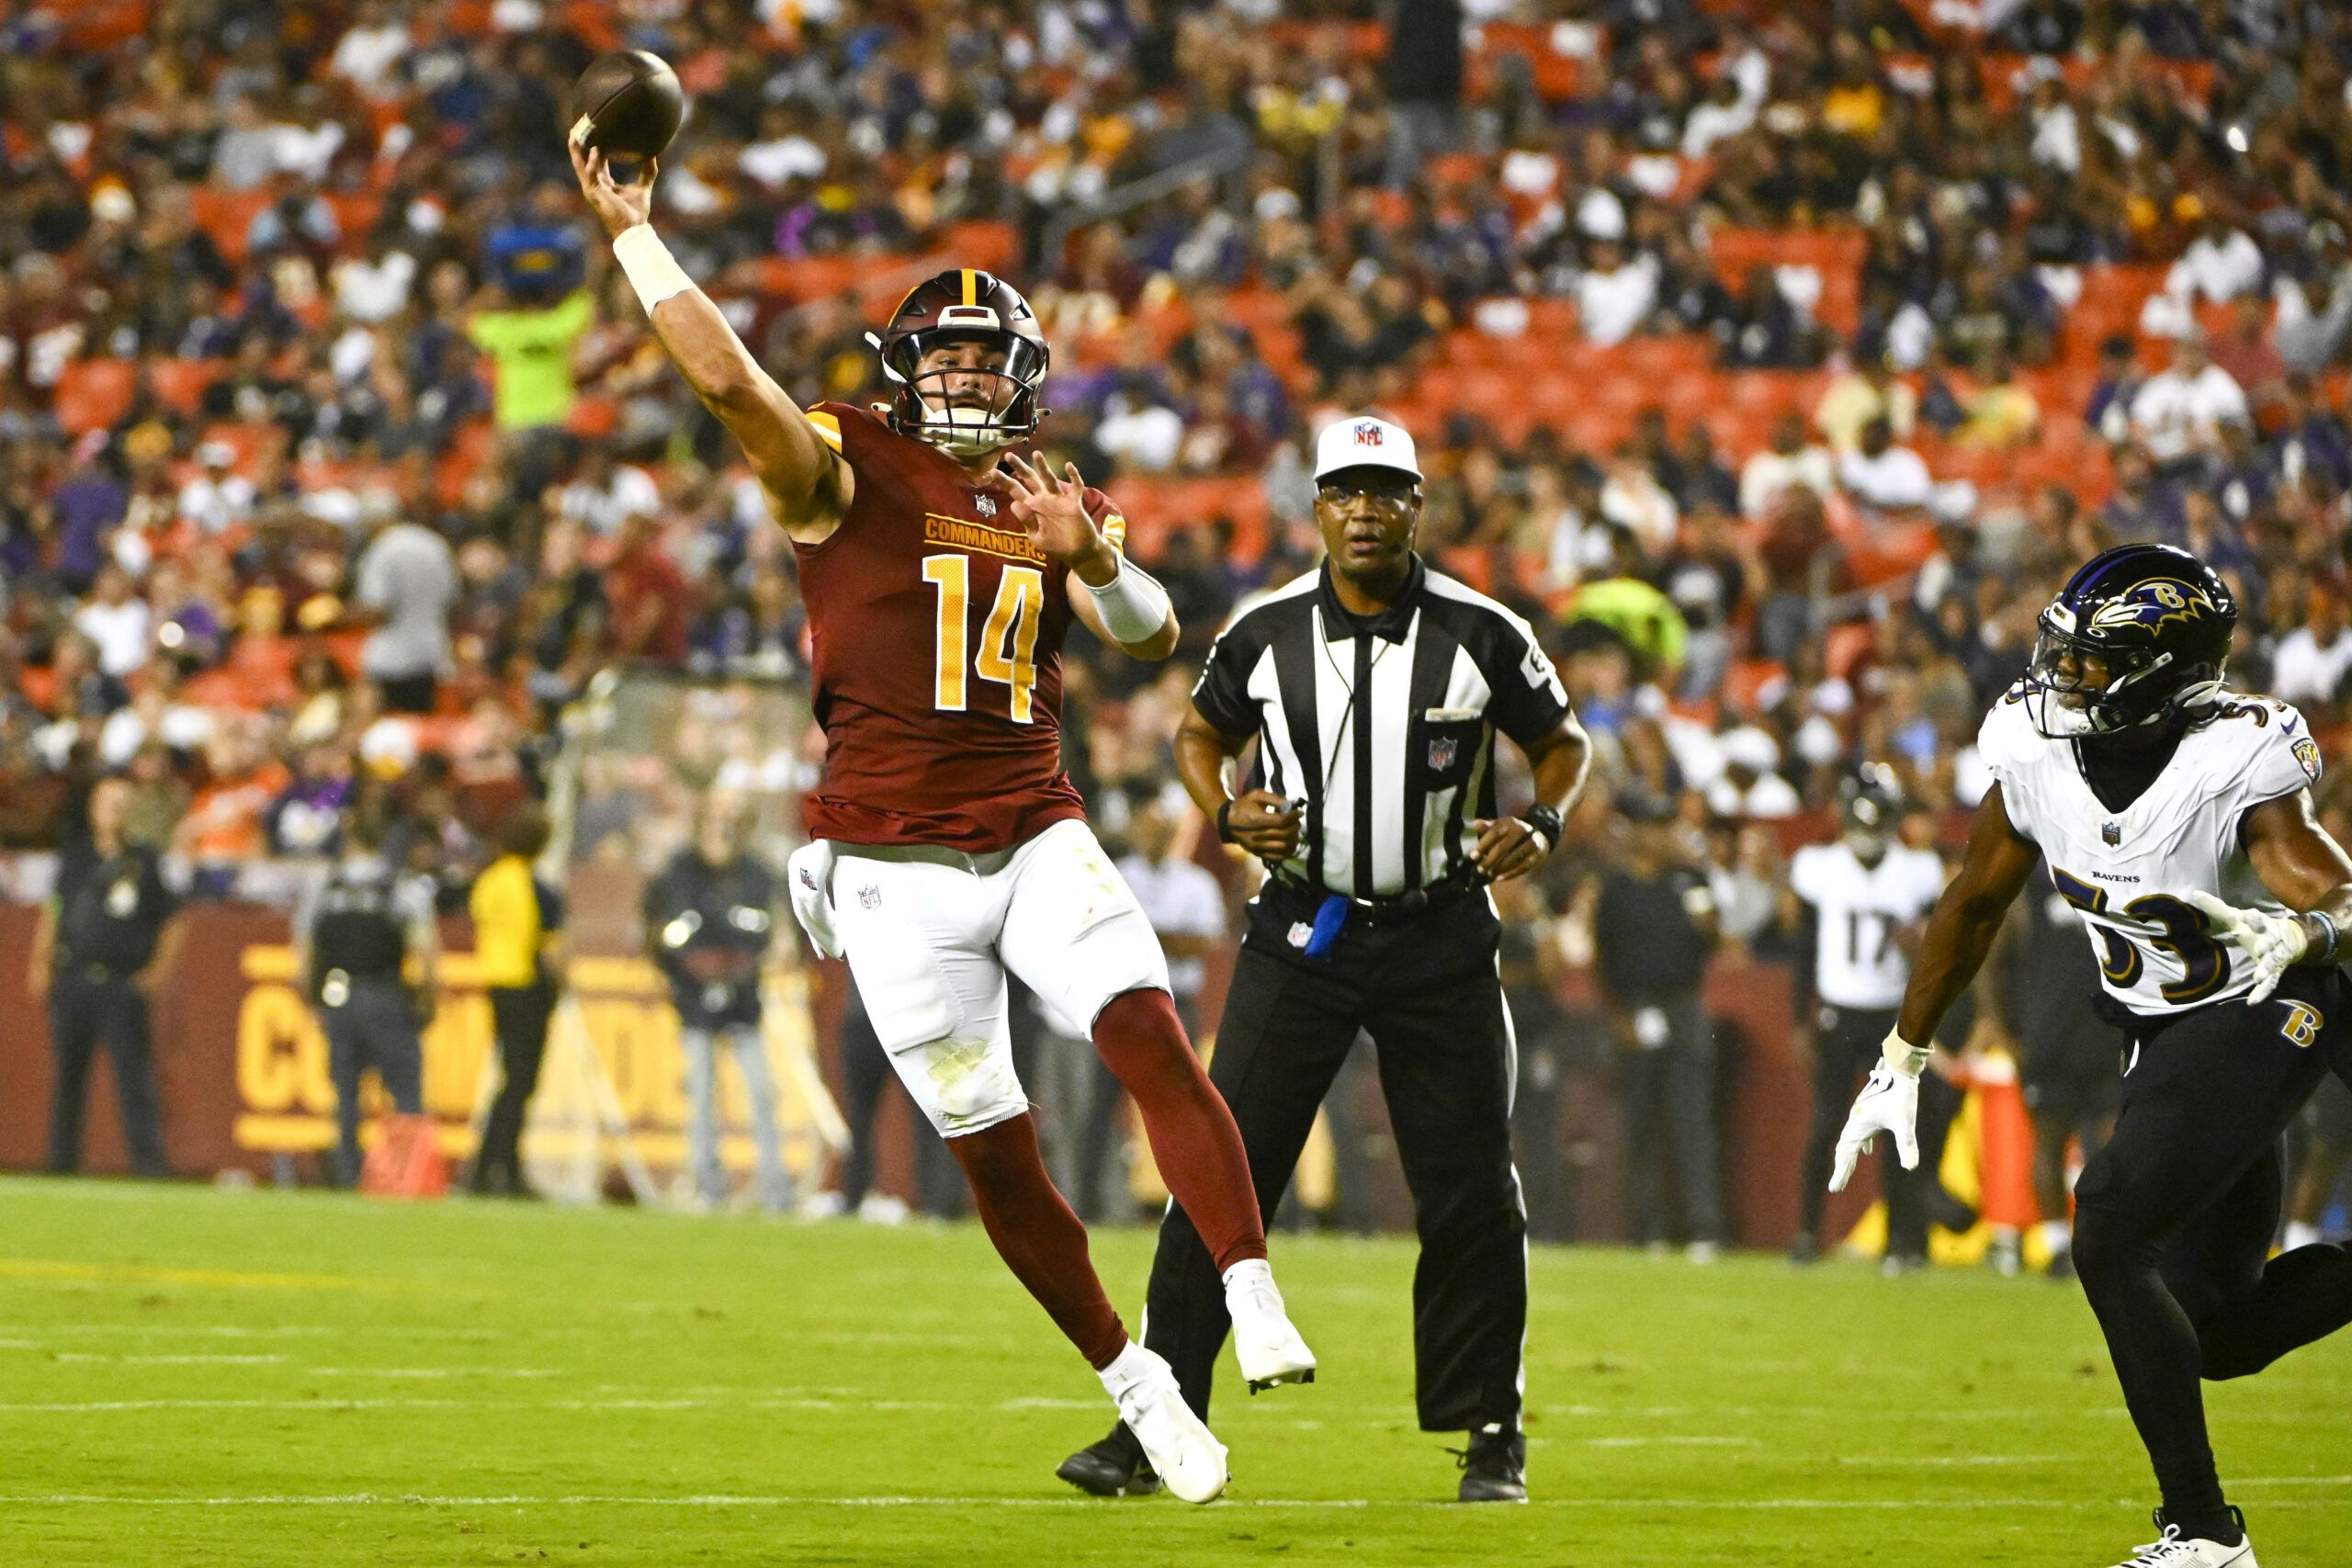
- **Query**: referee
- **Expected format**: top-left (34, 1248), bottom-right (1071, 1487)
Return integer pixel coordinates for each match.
top-left (1057, 416), bottom-right (1590, 1503)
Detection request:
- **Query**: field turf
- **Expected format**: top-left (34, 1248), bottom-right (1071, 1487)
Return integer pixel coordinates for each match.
top-left (0, 1177), bottom-right (2345, 1566)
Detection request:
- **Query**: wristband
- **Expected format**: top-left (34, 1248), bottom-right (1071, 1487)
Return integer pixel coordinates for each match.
top-left (1521, 803), bottom-right (1565, 856)
top-left (1881, 1031), bottom-right (1930, 1078)
top-left (1078, 550), bottom-right (1171, 644)
top-left (1216, 799), bottom-right (1237, 844)
top-left (612, 223), bottom-right (695, 315)
top-left (2301, 909), bottom-right (2338, 966)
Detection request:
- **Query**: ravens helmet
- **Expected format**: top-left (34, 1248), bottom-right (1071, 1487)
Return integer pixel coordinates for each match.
top-left (2024, 543), bottom-right (2236, 739)
top-left (866, 269), bottom-right (1049, 457)
top-left (1838, 762), bottom-right (1904, 858)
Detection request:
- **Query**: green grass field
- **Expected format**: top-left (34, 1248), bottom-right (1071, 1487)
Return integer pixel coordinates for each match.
top-left (0, 1179), bottom-right (2345, 1566)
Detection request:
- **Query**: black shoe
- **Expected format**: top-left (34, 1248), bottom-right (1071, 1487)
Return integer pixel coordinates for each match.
top-left (1453, 1426), bottom-right (1527, 1503)
top-left (1056, 1425), bottom-right (1159, 1497)
top-left (1787, 1231), bottom-right (1819, 1266)
top-left (2045, 1247), bottom-right (2076, 1281)
top-left (1929, 1188), bottom-right (1979, 1235)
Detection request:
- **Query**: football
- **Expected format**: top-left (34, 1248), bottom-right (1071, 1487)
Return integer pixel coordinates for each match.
top-left (571, 49), bottom-right (684, 163)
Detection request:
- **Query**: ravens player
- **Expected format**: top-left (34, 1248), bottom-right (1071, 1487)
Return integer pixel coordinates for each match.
top-left (1832, 543), bottom-right (2352, 1567)
top-left (1787, 765), bottom-right (1954, 1269)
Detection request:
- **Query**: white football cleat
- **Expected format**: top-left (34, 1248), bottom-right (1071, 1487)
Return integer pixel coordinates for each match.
top-left (1099, 1344), bottom-right (1227, 1505)
top-left (2111, 1509), bottom-right (2256, 1567)
top-left (1223, 1258), bottom-right (1317, 1393)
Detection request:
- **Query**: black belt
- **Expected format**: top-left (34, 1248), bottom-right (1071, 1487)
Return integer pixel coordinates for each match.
top-left (1268, 869), bottom-right (1486, 926)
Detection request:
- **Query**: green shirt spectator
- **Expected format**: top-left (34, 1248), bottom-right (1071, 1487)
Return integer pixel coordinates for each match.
top-left (466, 288), bottom-right (595, 431)
top-left (1565, 575), bottom-right (1690, 678)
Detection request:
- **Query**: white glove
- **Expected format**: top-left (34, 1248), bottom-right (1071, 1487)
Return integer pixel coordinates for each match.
top-left (1827, 1032), bottom-right (1930, 1192)
top-left (2183, 889), bottom-right (2307, 1003)
top-left (786, 840), bottom-right (842, 959)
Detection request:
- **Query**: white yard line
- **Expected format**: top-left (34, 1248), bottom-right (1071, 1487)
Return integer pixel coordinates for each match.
top-left (0, 1493), bottom-right (2342, 1511)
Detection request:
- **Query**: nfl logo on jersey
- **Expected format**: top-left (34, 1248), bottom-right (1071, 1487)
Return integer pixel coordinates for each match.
top-left (2102, 821), bottom-right (2121, 846)
top-left (1428, 736), bottom-right (1458, 770)
top-left (975, 494), bottom-right (998, 517)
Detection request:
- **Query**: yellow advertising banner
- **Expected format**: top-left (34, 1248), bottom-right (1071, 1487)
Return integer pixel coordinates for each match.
top-left (232, 946), bottom-right (834, 1180)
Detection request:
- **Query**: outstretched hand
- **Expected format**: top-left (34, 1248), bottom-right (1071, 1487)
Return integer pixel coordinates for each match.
top-left (568, 133), bottom-right (658, 240)
top-left (1001, 453), bottom-right (1111, 577)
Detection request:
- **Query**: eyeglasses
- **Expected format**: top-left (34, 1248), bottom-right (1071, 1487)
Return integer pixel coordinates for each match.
top-left (1317, 478), bottom-right (1417, 505)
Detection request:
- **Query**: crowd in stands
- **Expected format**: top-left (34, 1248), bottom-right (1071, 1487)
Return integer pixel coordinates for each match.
top-left (4, 0), bottom-right (2352, 958)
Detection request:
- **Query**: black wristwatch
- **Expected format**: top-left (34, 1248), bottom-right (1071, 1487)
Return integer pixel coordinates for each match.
top-left (1215, 799), bottom-right (1238, 844)
top-left (1521, 803), bottom-right (1566, 855)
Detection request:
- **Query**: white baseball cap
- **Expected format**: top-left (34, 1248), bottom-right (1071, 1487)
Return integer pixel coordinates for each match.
top-left (1313, 415), bottom-right (1421, 484)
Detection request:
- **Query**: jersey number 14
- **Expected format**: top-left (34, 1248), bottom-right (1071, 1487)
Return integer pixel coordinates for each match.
top-left (924, 555), bottom-right (1043, 723)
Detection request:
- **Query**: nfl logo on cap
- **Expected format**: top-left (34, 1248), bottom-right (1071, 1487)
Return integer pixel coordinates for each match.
top-left (1315, 414), bottom-right (1422, 483)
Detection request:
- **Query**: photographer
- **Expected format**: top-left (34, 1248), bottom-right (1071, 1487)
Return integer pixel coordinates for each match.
top-left (292, 808), bottom-right (437, 1188)
top-left (643, 805), bottom-right (790, 1213)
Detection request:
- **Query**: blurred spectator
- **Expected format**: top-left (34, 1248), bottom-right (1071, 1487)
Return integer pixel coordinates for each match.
top-left (1739, 412), bottom-right (1836, 521)
top-left (606, 513), bottom-right (694, 666)
top-left (467, 284), bottom-right (595, 433)
top-left (1837, 416), bottom-right (1933, 520)
top-left (34, 776), bottom-right (177, 1178)
top-left (469, 804), bottom-right (562, 1200)
top-left (353, 513), bottom-right (457, 715)
top-left (1590, 795), bottom-right (1724, 1259)
top-left (2272, 592), bottom-right (2352, 711)
top-left (1815, 349), bottom-right (1917, 454)
top-left (2129, 332), bottom-right (2249, 468)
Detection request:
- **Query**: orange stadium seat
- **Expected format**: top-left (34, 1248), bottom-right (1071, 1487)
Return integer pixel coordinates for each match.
top-left (2066, 262), bottom-right (2169, 355)
top-left (1708, 228), bottom-right (1867, 336)
top-left (189, 187), bottom-right (274, 265)
top-left (150, 357), bottom-right (227, 414)
top-left (51, 0), bottom-right (149, 51)
top-left (1114, 475), bottom-right (1270, 563)
top-left (53, 358), bottom-right (134, 435)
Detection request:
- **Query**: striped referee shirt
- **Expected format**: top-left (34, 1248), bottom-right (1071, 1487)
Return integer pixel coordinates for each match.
top-left (1193, 558), bottom-right (1574, 899)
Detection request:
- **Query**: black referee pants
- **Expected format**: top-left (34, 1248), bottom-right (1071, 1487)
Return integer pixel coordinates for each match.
top-left (46, 973), bottom-right (167, 1178)
top-left (1140, 883), bottom-right (1526, 1433)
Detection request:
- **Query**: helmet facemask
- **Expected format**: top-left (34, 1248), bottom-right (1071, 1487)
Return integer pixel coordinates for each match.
top-left (875, 316), bottom-right (1048, 457)
top-left (2023, 613), bottom-right (2218, 739)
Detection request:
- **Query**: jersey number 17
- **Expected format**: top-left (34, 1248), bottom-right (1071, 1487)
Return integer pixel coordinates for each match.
top-left (923, 555), bottom-right (1044, 723)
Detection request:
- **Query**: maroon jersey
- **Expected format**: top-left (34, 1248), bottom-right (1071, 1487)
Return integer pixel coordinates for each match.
top-left (791, 401), bottom-right (1126, 852)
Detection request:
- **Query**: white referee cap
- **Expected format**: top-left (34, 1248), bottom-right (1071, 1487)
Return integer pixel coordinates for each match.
top-left (1313, 415), bottom-right (1421, 483)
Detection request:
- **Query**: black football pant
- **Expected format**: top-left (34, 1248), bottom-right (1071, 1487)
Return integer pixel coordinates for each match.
top-left (476, 982), bottom-right (553, 1192)
top-left (322, 978), bottom-right (424, 1188)
top-left (1797, 1002), bottom-right (1962, 1255)
top-left (1137, 884), bottom-right (1525, 1433)
top-left (1616, 989), bottom-right (1724, 1246)
top-left (2070, 968), bottom-right (2352, 1537)
top-left (46, 973), bottom-right (167, 1177)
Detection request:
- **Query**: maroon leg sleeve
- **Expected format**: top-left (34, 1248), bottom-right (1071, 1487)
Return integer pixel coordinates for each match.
top-left (947, 1112), bottom-right (1128, 1371)
top-left (1092, 987), bottom-right (1270, 1274)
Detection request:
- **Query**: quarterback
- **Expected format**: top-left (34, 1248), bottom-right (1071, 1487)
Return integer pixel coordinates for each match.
top-left (1831, 544), bottom-right (2352, 1566)
top-left (571, 141), bottom-right (1312, 1504)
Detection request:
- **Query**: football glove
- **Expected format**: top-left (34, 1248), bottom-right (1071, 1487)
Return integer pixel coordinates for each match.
top-left (2183, 889), bottom-right (2307, 1004)
top-left (1827, 1031), bottom-right (1931, 1192)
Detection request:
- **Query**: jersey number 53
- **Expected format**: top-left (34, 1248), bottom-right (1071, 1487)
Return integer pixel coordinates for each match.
top-left (2051, 867), bottom-right (2232, 1005)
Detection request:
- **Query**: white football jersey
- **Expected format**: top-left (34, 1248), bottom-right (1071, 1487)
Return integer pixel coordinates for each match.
top-left (1978, 683), bottom-right (2324, 1017)
top-left (1789, 840), bottom-right (1947, 1010)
